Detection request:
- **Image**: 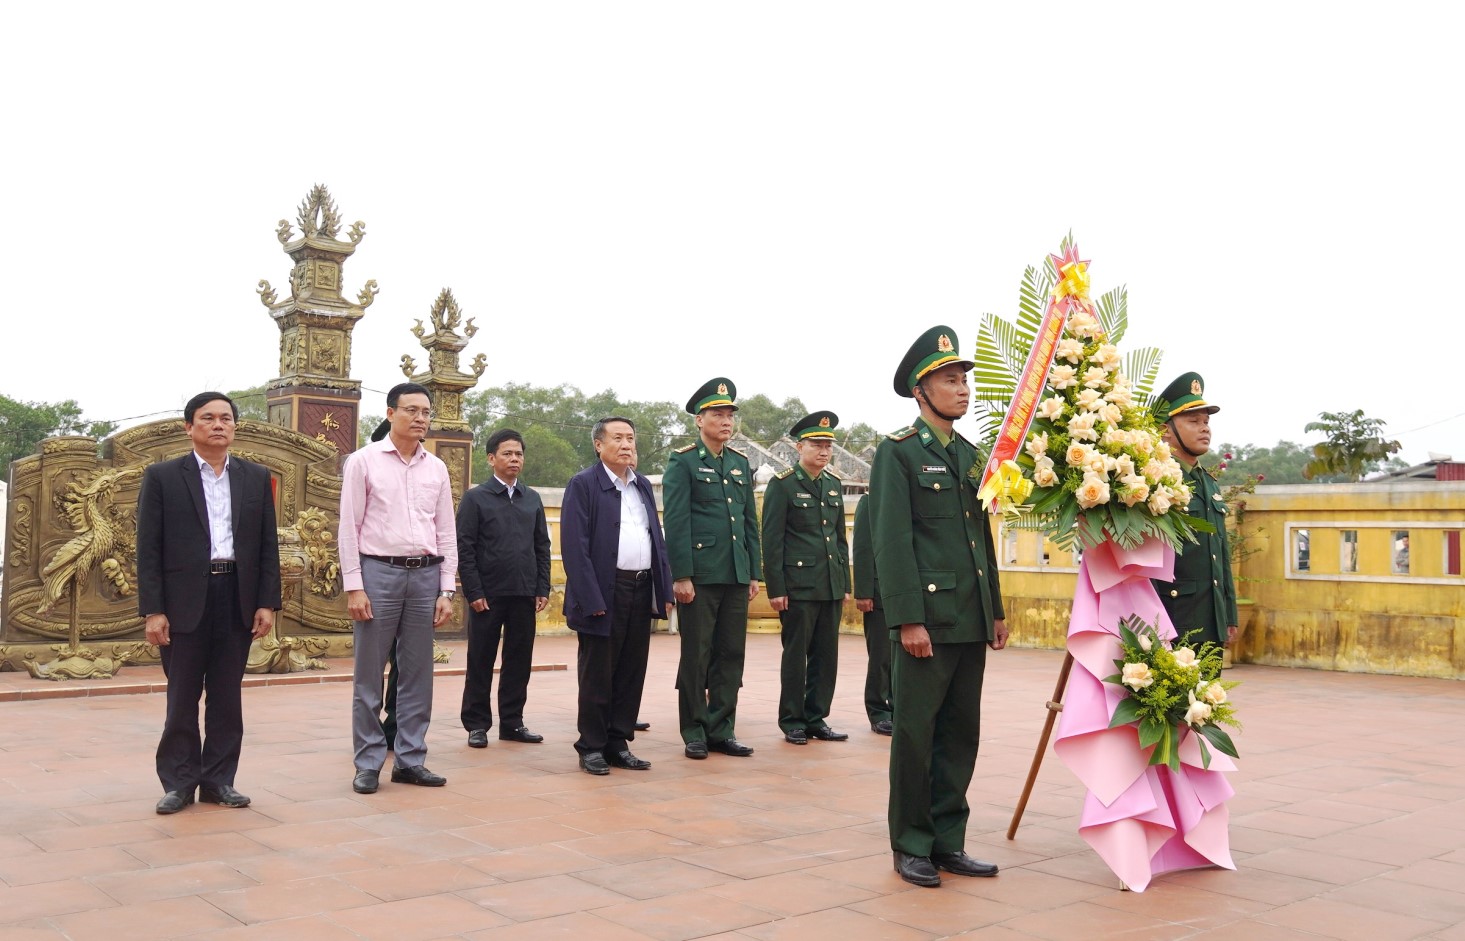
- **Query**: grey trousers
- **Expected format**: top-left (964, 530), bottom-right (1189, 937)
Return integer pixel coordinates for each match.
top-left (352, 557), bottom-right (438, 771)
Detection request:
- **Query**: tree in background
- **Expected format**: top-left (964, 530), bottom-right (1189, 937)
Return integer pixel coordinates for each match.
top-left (1302, 410), bottom-right (1403, 482)
top-left (732, 393), bottom-right (808, 445)
top-left (0, 395), bottom-right (118, 469)
top-left (1211, 441), bottom-right (1314, 485)
top-left (225, 384), bottom-right (269, 422)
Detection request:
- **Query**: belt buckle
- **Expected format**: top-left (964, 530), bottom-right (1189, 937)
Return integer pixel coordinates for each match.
top-left (404, 556), bottom-right (423, 569)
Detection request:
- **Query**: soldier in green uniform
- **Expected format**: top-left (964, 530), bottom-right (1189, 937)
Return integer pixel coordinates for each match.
top-left (663, 378), bottom-right (763, 760)
top-left (869, 325), bottom-right (1007, 888)
top-left (851, 495), bottom-right (892, 736)
top-left (761, 411), bottom-right (851, 745)
top-left (1151, 372), bottom-right (1238, 649)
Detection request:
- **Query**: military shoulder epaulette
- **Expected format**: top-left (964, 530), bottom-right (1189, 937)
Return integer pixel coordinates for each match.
top-left (956, 432), bottom-right (978, 449)
top-left (775, 467), bottom-right (795, 479)
top-left (886, 426), bottom-right (916, 441)
top-left (727, 445), bottom-right (747, 457)
top-left (674, 443), bottom-right (697, 453)
top-left (825, 466), bottom-right (843, 480)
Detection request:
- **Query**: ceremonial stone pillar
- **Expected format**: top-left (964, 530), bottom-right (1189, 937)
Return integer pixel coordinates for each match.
top-left (398, 288), bottom-right (486, 507)
top-left (259, 184), bottom-right (377, 461)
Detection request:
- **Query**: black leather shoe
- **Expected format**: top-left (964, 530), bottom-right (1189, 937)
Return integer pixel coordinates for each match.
top-left (390, 765), bottom-right (447, 787)
top-left (894, 851), bottom-right (941, 887)
top-left (807, 726), bottom-right (849, 741)
top-left (871, 719), bottom-right (893, 736)
top-left (155, 790), bottom-right (194, 815)
top-left (634, 721), bottom-right (651, 731)
top-left (607, 750), bottom-right (651, 770)
top-left (499, 726), bottom-right (544, 744)
top-left (579, 751), bottom-right (611, 775)
top-left (199, 784), bottom-right (251, 808)
top-left (684, 741), bottom-right (708, 760)
top-left (709, 739), bottom-right (754, 757)
top-left (931, 850), bottom-right (999, 877)
top-left (467, 729), bottom-right (489, 748)
top-left (784, 729), bottom-right (808, 745)
top-left (352, 770), bottom-right (380, 794)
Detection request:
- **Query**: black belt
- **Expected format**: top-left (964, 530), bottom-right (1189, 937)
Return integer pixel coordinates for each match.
top-left (616, 569), bottom-right (651, 582)
top-left (363, 554), bottom-right (444, 569)
top-left (209, 560), bottom-right (236, 575)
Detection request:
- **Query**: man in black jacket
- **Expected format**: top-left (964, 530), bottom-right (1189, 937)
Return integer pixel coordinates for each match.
top-left (457, 429), bottom-right (552, 746)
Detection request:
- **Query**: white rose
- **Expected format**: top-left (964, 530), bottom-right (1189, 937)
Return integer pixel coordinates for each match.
top-left (1050, 365), bottom-right (1078, 390)
top-left (1148, 489), bottom-right (1173, 515)
top-left (1076, 389), bottom-right (1104, 412)
top-left (1025, 431), bottom-right (1050, 458)
top-left (1056, 337), bottom-right (1085, 364)
top-left (1038, 395), bottom-right (1067, 420)
top-left (1068, 311), bottom-right (1103, 339)
top-left (1033, 463), bottom-right (1059, 487)
top-left (1133, 434), bottom-right (1154, 457)
top-left (1137, 632), bottom-right (1153, 652)
top-left (1202, 682), bottom-right (1228, 705)
top-left (1076, 473), bottom-right (1111, 509)
top-left (1092, 343), bottom-right (1123, 372)
top-left (1172, 647), bottom-right (1198, 668)
top-left (1068, 412), bottom-right (1098, 442)
top-left (1115, 455), bottom-right (1136, 478)
top-left (1171, 481), bottom-right (1193, 505)
top-left (1084, 451), bottom-right (1109, 475)
top-left (1156, 440), bottom-right (1172, 461)
top-left (1065, 442), bottom-right (1094, 467)
top-left (1097, 403), bottom-right (1123, 426)
top-left (1119, 474), bottom-right (1150, 506)
top-left (1121, 662), bottom-right (1154, 690)
top-left (1082, 367), bottom-right (1111, 390)
top-left (1142, 459), bottom-right (1167, 483)
top-left (1184, 691), bottom-right (1213, 727)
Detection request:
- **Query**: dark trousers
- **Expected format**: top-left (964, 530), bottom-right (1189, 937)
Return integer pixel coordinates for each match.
top-left (777, 599), bottom-right (841, 733)
top-left (675, 582), bottom-right (749, 744)
top-left (460, 595), bottom-right (537, 731)
top-left (575, 574), bottom-right (653, 755)
top-left (888, 640), bottom-right (987, 856)
top-left (381, 643), bottom-right (398, 745)
top-left (156, 572), bottom-right (252, 794)
top-left (862, 607), bottom-right (892, 725)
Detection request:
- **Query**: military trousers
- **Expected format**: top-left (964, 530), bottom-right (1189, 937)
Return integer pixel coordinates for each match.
top-left (888, 638), bottom-right (987, 856)
top-left (862, 607), bottom-right (892, 726)
top-left (675, 582), bottom-right (749, 744)
top-left (777, 599), bottom-right (841, 733)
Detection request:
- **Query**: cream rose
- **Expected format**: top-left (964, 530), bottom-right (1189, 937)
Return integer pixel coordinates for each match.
top-left (1092, 343), bottom-right (1123, 372)
top-left (1068, 412), bottom-right (1098, 442)
top-left (1156, 440), bottom-right (1172, 461)
top-left (1038, 395), bottom-right (1066, 420)
top-left (1075, 388), bottom-right (1104, 412)
top-left (1084, 451), bottom-right (1109, 476)
top-left (1184, 691), bottom-right (1213, 727)
top-left (1025, 431), bottom-right (1050, 458)
top-left (1050, 365), bottom-right (1078, 389)
top-left (1202, 682), bottom-right (1228, 705)
top-left (1121, 662), bottom-right (1154, 691)
top-left (1114, 455), bottom-right (1136, 478)
top-left (1082, 367), bottom-right (1110, 390)
top-left (1148, 489), bottom-right (1173, 515)
top-left (1056, 337), bottom-right (1085, 364)
top-left (1097, 403), bottom-right (1123, 426)
top-left (1137, 632), bottom-right (1153, 652)
top-left (1118, 474), bottom-right (1150, 506)
top-left (1065, 442), bottom-right (1093, 467)
top-left (1172, 647), bottom-right (1198, 668)
top-left (1076, 473), bottom-right (1111, 509)
top-left (1033, 463), bottom-right (1060, 488)
top-left (1068, 312), bottom-right (1102, 339)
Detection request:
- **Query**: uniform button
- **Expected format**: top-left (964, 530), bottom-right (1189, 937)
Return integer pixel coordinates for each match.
top-left (965, 511), bottom-right (971, 518)
top-left (727, 497), bottom-right (732, 503)
top-left (696, 543), bottom-right (703, 549)
top-left (822, 519), bottom-right (828, 525)
top-left (825, 536), bottom-right (831, 541)
top-left (732, 535), bottom-right (737, 541)
top-left (927, 583), bottom-right (937, 592)
top-left (723, 479), bottom-right (729, 485)
top-left (1170, 589), bottom-right (1178, 597)
top-left (796, 561), bottom-right (803, 567)
top-left (1213, 579), bottom-right (1218, 586)
top-left (1212, 554), bottom-right (1217, 561)
top-left (971, 541), bottom-right (976, 548)
top-left (730, 516), bottom-right (736, 522)
top-left (978, 569), bottom-right (983, 577)
top-left (933, 483), bottom-right (942, 491)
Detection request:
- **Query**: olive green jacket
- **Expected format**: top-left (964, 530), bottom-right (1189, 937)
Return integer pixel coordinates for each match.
top-left (761, 464), bottom-right (848, 601)
top-left (851, 496), bottom-right (879, 607)
top-left (1153, 462), bottom-right (1238, 645)
top-left (867, 417), bottom-right (1004, 643)
top-left (662, 441), bottom-right (762, 585)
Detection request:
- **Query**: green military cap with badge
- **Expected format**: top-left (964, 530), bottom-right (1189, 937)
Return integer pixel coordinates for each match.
top-left (686, 377), bottom-right (739, 414)
top-left (1157, 372), bottom-right (1220, 421)
top-left (893, 325), bottom-right (974, 397)
top-left (790, 410), bottom-right (839, 440)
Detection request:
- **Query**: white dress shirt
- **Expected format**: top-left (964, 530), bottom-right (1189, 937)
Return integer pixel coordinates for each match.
top-left (194, 452), bottom-right (234, 561)
top-left (604, 463), bottom-right (652, 571)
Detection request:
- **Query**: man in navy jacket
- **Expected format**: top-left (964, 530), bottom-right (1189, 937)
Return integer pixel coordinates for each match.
top-left (560, 417), bottom-right (674, 774)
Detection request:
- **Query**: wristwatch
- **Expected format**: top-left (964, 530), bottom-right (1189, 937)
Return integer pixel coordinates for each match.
top-left (439, 591), bottom-right (455, 600)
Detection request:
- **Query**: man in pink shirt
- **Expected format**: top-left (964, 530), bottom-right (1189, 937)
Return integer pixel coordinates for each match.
top-left (339, 383), bottom-right (458, 794)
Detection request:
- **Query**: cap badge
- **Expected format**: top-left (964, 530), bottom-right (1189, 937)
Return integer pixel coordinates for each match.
top-left (937, 334), bottom-right (954, 353)
top-left (717, 382), bottom-right (728, 395)
top-left (818, 416), bottom-right (831, 428)
top-left (1191, 379), bottom-right (1202, 395)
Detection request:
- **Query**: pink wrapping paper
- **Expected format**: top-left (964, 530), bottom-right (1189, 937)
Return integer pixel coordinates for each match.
top-left (1052, 538), bottom-right (1236, 891)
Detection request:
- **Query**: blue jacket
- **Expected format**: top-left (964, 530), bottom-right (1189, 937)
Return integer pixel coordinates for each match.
top-left (560, 463), bottom-right (674, 635)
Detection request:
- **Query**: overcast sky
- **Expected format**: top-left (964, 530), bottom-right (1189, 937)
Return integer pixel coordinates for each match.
top-left (4, 3), bottom-right (1460, 465)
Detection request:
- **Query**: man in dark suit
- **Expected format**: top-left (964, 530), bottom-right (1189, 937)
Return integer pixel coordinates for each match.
top-left (137, 391), bottom-right (281, 815)
top-left (457, 428), bottom-right (552, 746)
top-left (561, 417), bottom-right (674, 774)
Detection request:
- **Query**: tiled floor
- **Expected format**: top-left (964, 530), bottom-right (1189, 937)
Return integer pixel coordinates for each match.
top-left (2, 633), bottom-right (1463, 940)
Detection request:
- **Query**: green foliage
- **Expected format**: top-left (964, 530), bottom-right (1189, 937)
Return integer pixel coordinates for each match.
top-left (0, 394), bottom-right (118, 470)
top-left (1212, 440), bottom-right (1312, 485)
top-left (731, 394), bottom-right (808, 446)
top-left (358, 414), bottom-right (384, 449)
top-left (225, 384), bottom-right (269, 422)
top-left (1301, 409), bottom-right (1403, 482)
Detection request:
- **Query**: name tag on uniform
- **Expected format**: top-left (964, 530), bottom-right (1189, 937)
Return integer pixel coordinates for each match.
top-left (922, 465), bottom-right (949, 474)
top-left (795, 492), bottom-right (812, 499)
top-left (697, 467), bottom-right (716, 474)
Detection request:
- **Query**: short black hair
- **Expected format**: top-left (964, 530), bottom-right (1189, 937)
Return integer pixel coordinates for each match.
top-left (387, 382), bottom-right (432, 408)
top-left (485, 428), bottom-right (525, 455)
top-left (593, 416), bottom-right (636, 441)
top-left (184, 391), bottom-right (238, 424)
